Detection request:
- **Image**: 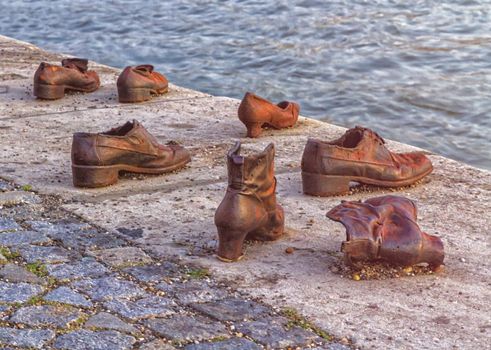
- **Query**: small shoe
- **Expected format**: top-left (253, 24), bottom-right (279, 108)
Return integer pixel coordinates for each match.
top-left (117, 65), bottom-right (168, 103)
top-left (71, 120), bottom-right (191, 188)
top-left (33, 58), bottom-right (100, 100)
top-left (215, 142), bottom-right (285, 261)
top-left (301, 126), bottom-right (433, 196)
top-left (327, 195), bottom-right (444, 269)
top-left (238, 92), bottom-right (300, 138)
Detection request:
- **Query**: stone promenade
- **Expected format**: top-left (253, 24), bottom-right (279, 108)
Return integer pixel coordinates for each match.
top-left (0, 179), bottom-right (347, 349)
top-left (0, 35), bottom-right (490, 350)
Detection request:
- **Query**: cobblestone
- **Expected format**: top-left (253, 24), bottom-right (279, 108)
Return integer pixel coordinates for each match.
top-left (190, 298), bottom-right (269, 321)
top-left (236, 317), bottom-right (320, 348)
top-left (104, 295), bottom-right (176, 320)
top-left (18, 244), bottom-right (80, 264)
top-left (145, 314), bottom-right (229, 342)
top-left (85, 312), bottom-right (139, 334)
top-left (0, 191), bottom-right (41, 206)
top-left (184, 338), bottom-right (262, 350)
top-left (91, 247), bottom-right (152, 268)
top-left (46, 257), bottom-right (109, 280)
top-left (27, 220), bottom-right (92, 234)
top-left (0, 281), bottom-right (43, 303)
top-left (54, 329), bottom-right (136, 350)
top-left (0, 230), bottom-right (50, 246)
top-left (10, 304), bottom-right (85, 328)
top-left (157, 280), bottom-right (228, 304)
top-left (0, 327), bottom-right (55, 349)
top-left (44, 286), bottom-right (93, 307)
top-left (49, 227), bottom-right (126, 250)
top-left (123, 262), bottom-right (179, 283)
top-left (0, 263), bottom-right (45, 284)
top-left (0, 217), bottom-right (20, 232)
top-left (72, 276), bottom-right (147, 301)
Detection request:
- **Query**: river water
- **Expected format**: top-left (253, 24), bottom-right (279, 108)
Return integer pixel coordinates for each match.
top-left (2, 0), bottom-right (490, 169)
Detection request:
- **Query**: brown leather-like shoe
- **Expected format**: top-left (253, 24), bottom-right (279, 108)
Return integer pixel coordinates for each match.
top-left (117, 65), bottom-right (168, 103)
top-left (71, 120), bottom-right (190, 188)
top-left (214, 142), bottom-right (285, 262)
top-left (301, 126), bottom-right (433, 196)
top-left (33, 58), bottom-right (100, 99)
top-left (327, 195), bottom-right (444, 269)
top-left (238, 92), bottom-right (300, 138)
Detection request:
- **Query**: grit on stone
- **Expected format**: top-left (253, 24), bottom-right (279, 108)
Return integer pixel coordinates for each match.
top-left (90, 246), bottom-right (152, 268)
top-left (145, 314), bottom-right (229, 342)
top-left (72, 276), bottom-right (147, 301)
top-left (48, 227), bottom-right (126, 250)
top-left (103, 295), bottom-right (176, 320)
top-left (0, 281), bottom-right (43, 303)
top-left (156, 280), bottom-right (229, 304)
top-left (184, 338), bottom-right (262, 350)
top-left (0, 327), bottom-right (55, 349)
top-left (0, 230), bottom-right (50, 246)
top-left (46, 257), bottom-right (109, 280)
top-left (236, 317), bottom-right (320, 349)
top-left (0, 263), bottom-right (45, 284)
top-left (17, 244), bottom-right (79, 264)
top-left (54, 330), bottom-right (136, 350)
top-left (190, 298), bottom-right (270, 322)
top-left (0, 191), bottom-right (41, 206)
top-left (0, 217), bottom-right (20, 232)
top-left (139, 339), bottom-right (178, 350)
top-left (84, 312), bottom-right (139, 334)
top-left (27, 220), bottom-right (91, 235)
top-left (10, 304), bottom-right (85, 328)
top-left (123, 262), bottom-right (179, 283)
top-left (43, 286), bottom-right (93, 308)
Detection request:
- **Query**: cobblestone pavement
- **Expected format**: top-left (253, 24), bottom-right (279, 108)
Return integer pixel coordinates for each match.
top-left (0, 179), bottom-right (351, 350)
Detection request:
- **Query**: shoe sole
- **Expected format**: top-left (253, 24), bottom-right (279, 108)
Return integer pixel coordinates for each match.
top-left (118, 86), bottom-right (169, 103)
top-left (34, 83), bottom-right (98, 100)
top-left (302, 166), bottom-right (433, 196)
top-left (72, 157), bottom-right (190, 188)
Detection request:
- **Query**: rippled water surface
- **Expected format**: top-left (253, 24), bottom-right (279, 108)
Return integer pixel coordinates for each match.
top-left (2, 0), bottom-right (491, 169)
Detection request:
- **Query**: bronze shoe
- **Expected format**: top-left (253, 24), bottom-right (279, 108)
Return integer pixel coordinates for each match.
top-left (71, 120), bottom-right (190, 188)
top-left (238, 92), bottom-right (299, 138)
top-left (215, 142), bottom-right (285, 261)
top-left (327, 195), bottom-right (444, 269)
top-left (301, 126), bottom-right (433, 196)
top-left (117, 65), bottom-right (168, 103)
top-left (33, 58), bottom-right (100, 99)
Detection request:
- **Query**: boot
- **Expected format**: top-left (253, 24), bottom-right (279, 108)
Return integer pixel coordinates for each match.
top-left (327, 195), bottom-right (444, 269)
top-left (215, 142), bottom-right (285, 262)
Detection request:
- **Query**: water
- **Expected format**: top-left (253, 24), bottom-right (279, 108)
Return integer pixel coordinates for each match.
top-left (2, 0), bottom-right (490, 170)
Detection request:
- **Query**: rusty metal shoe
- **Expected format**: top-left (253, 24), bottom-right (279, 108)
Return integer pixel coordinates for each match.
top-left (301, 126), bottom-right (433, 196)
top-left (71, 120), bottom-right (191, 188)
top-left (238, 92), bottom-right (300, 138)
top-left (33, 58), bottom-right (100, 99)
top-left (327, 195), bottom-right (444, 269)
top-left (214, 142), bottom-right (285, 262)
top-left (117, 65), bottom-right (169, 103)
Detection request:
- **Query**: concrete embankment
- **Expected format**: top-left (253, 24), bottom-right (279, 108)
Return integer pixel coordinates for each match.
top-left (1, 35), bottom-right (490, 350)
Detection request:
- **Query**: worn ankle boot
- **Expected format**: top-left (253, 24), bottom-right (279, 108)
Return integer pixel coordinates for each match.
top-left (215, 142), bottom-right (285, 262)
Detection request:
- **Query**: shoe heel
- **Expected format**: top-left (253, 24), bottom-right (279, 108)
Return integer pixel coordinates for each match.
top-left (72, 165), bottom-right (120, 188)
top-left (216, 227), bottom-right (248, 262)
top-left (33, 83), bottom-right (65, 100)
top-left (245, 122), bottom-right (263, 138)
top-left (118, 87), bottom-right (152, 103)
top-left (302, 172), bottom-right (351, 196)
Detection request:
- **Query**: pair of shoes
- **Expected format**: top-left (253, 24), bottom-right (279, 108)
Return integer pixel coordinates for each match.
top-left (214, 128), bottom-right (442, 268)
top-left (238, 92), bottom-right (300, 138)
top-left (71, 120), bottom-right (190, 188)
top-left (33, 58), bottom-right (168, 103)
